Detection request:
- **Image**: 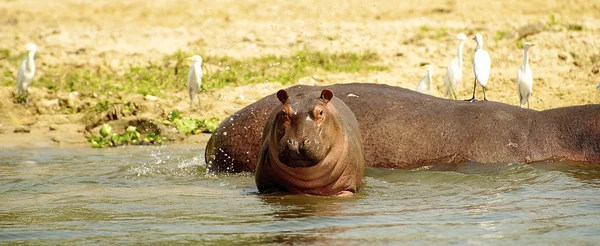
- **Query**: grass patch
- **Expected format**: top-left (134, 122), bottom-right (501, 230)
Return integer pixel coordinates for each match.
top-left (201, 49), bottom-right (386, 90)
top-left (516, 40), bottom-right (524, 49)
top-left (5, 49), bottom-right (386, 97)
top-left (0, 49), bottom-right (10, 59)
top-left (495, 30), bottom-right (508, 42)
top-left (566, 24), bottom-right (584, 31)
top-left (547, 13), bottom-right (560, 27)
top-left (416, 25), bottom-right (451, 40)
top-left (418, 25), bottom-right (432, 33)
top-left (433, 27), bottom-right (449, 40)
top-left (547, 13), bottom-right (584, 32)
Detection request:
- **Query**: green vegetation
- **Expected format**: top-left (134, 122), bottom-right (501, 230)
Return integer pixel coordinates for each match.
top-left (417, 25), bottom-right (450, 40)
top-left (495, 30), bottom-right (508, 42)
top-left (566, 24), bottom-right (583, 31)
top-left (418, 25), bottom-right (432, 33)
top-left (516, 40), bottom-right (524, 49)
top-left (165, 110), bottom-right (220, 135)
top-left (6, 49), bottom-right (386, 98)
top-left (547, 13), bottom-right (559, 27)
top-left (88, 110), bottom-right (220, 148)
top-left (88, 124), bottom-right (165, 148)
top-left (0, 49), bottom-right (10, 60)
top-left (547, 13), bottom-right (585, 32)
top-left (434, 27), bottom-right (449, 40)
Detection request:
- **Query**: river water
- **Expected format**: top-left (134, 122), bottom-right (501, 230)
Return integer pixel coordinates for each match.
top-left (1, 144), bottom-right (599, 245)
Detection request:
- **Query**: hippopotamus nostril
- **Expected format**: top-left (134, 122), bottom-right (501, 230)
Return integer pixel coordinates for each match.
top-left (303, 139), bottom-right (310, 145)
top-left (300, 139), bottom-right (310, 150)
top-left (287, 139), bottom-right (299, 151)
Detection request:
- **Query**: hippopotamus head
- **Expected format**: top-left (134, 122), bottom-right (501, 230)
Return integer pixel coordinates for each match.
top-left (255, 88), bottom-right (365, 195)
top-left (274, 89), bottom-right (337, 168)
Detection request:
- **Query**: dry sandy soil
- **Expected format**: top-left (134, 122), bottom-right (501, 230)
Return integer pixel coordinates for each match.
top-left (0, 0), bottom-right (599, 148)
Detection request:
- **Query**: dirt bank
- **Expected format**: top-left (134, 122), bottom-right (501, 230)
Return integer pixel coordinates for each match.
top-left (1, 0), bottom-right (599, 148)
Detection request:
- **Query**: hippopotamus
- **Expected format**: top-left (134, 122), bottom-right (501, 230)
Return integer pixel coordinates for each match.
top-left (205, 83), bottom-right (600, 173)
top-left (255, 89), bottom-right (365, 195)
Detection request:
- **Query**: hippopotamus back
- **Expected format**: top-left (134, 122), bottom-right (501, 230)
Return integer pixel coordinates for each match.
top-left (205, 83), bottom-right (600, 173)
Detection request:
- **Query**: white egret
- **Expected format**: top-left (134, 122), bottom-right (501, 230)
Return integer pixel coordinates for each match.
top-left (467, 34), bottom-right (491, 102)
top-left (16, 43), bottom-right (37, 97)
top-left (187, 55), bottom-right (203, 111)
top-left (516, 42), bottom-right (535, 108)
top-left (443, 33), bottom-right (467, 99)
top-left (415, 65), bottom-right (434, 95)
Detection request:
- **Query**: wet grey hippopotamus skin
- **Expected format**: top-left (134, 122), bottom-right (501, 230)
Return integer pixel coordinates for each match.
top-left (255, 89), bottom-right (364, 195)
top-left (205, 83), bottom-right (600, 173)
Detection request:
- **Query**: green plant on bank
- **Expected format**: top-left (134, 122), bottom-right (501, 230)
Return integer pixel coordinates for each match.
top-left (3, 49), bottom-right (386, 98)
top-left (516, 40), bottom-right (524, 49)
top-left (494, 30), bottom-right (508, 42)
top-left (165, 110), bottom-right (220, 135)
top-left (88, 124), bottom-right (165, 148)
top-left (547, 13), bottom-right (560, 27)
top-left (547, 13), bottom-right (585, 32)
top-left (416, 25), bottom-right (450, 40)
top-left (566, 24), bottom-right (583, 31)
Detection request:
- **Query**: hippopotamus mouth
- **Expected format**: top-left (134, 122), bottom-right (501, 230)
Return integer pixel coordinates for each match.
top-left (278, 151), bottom-right (320, 168)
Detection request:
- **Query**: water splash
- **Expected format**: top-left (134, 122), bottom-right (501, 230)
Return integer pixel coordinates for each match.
top-left (126, 147), bottom-right (207, 177)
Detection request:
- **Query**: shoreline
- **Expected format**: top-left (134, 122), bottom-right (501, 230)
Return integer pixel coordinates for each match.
top-left (1, 0), bottom-right (599, 149)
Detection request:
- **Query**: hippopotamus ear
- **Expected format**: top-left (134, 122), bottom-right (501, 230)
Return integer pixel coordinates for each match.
top-left (320, 89), bottom-right (334, 103)
top-left (276, 90), bottom-right (289, 104)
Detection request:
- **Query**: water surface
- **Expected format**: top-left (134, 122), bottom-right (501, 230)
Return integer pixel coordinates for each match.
top-left (1, 145), bottom-right (599, 244)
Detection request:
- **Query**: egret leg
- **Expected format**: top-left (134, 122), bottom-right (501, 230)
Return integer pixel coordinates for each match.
top-left (465, 79), bottom-right (477, 102)
top-left (527, 98), bottom-right (530, 109)
top-left (482, 86), bottom-right (488, 101)
top-left (197, 93), bottom-right (201, 111)
top-left (451, 87), bottom-right (457, 100)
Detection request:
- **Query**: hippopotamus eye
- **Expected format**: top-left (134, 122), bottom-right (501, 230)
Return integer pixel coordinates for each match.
top-left (315, 109), bottom-right (324, 120)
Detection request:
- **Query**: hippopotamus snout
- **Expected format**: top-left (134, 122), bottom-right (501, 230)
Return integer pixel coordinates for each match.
top-left (279, 137), bottom-right (319, 167)
top-left (285, 138), bottom-right (311, 153)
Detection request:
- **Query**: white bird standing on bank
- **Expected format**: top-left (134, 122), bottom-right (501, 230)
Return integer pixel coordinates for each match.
top-left (187, 55), bottom-right (203, 111)
top-left (443, 33), bottom-right (467, 99)
top-left (415, 65), bottom-right (434, 95)
top-left (516, 42), bottom-right (535, 108)
top-left (17, 43), bottom-right (37, 97)
top-left (467, 34), bottom-right (491, 102)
